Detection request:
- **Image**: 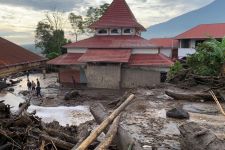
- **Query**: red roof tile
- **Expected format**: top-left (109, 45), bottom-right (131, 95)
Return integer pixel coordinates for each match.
top-left (78, 49), bottom-right (131, 63)
top-left (64, 35), bottom-right (157, 49)
top-left (0, 37), bottom-right (45, 67)
top-left (47, 53), bottom-right (83, 65)
top-left (149, 38), bottom-right (179, 48)
top-left (89, 0), bottom-right (145, 31)
top-left (129, 54), bottom-right (174, 67)
top-left (175, 23), bottom-right (225, 39)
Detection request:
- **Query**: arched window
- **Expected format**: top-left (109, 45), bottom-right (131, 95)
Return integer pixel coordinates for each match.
top-left (111, 29), bottom-right (119, 34)
top-left (123, 28), bottom-right (134, 35)
top-left (124, 28), bottom-right (131, 33)
top-left (98, 29), bottom-right (108, 34)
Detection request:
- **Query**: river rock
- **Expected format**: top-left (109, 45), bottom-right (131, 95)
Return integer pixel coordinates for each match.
top-left (0, 81), bottom-right (8, 90)
top-left (166, 108), bottom-right (189, 119)
top-left (19, 90), bottom-right (30, 96)
top-left (64, 90), bottom-right (80, 100)
top-left (179, 122), bottom-right (225, 150)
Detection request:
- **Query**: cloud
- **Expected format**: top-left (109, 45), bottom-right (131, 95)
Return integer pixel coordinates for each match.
top-left (0, 0), bottom-right (215, 44)
top-left (0, 0), bottom-right (88, 12)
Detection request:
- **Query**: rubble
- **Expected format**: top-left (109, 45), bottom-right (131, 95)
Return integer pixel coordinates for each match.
top-left (179, 122), bottom-right (225, 150)
top-left (64, 90), bottom-right (80, 100)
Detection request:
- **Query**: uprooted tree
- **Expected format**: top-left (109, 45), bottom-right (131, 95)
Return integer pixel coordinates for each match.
top-left (35, 11), bottom-right (71, 59)
top-left (168, 37), bottom-right (225, 86)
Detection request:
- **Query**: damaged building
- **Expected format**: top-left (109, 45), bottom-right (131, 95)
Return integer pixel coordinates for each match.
top-left (48, 0), bottom-right (174, 89)
top-left (0, 37), bottom-right (46, 78)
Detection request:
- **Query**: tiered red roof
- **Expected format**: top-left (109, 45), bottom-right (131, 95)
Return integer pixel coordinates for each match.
top-left (176, 23), bottom-right (225, 39)
top-left (0, 37), bottom-right (45, 67)
top-left (47, 53), bottom-right (83, 65)
top-left (64, 35), bottom-right (157, 49)
top-left (129, 54), bottom-right (173, 67)
top-left (149, 38), bottom-right (179, 48)
top-left (89, 0), bottom-right (145, 31)
top-left (78, 49), bottom-right (131, 63)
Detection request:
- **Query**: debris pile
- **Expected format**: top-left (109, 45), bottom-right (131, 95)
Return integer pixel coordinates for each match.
top-left (0, 100), bottom-right (93, 150)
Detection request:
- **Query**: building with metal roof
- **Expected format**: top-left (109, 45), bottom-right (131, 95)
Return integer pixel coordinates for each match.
top-left (48, 0), bottom-right (173, 88)
top-left (175, 23), bottom-right (225, 58)
top-left (0, 37), bottom-right (46, 78)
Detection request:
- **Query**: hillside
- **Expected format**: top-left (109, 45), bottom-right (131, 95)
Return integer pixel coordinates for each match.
top-left (142, 0), bottom-right (225, 39)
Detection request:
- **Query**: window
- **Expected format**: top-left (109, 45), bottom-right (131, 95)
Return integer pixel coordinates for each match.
top-left (97, 29), bottom-right (108, 35)
top-left (122, 28), bottom-right (134, 35)
top-left (181, 39), bottom-right (190, 48)
top-left (110, 28), bottom-right (121, 35)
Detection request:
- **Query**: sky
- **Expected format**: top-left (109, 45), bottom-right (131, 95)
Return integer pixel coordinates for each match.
top-left (0, 0), bottom-right (214, 45)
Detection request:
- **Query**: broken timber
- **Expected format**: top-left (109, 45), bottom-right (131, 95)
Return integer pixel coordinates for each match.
top-left (74, 94), bottom-right (135, 150)
top-left (94, 115), bottom-right (121, 150)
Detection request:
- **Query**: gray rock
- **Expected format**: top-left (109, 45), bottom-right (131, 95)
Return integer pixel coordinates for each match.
top-left (0, 81), bottom-right (8, 90)
top-left (179, 122), bottom-right (225, 150)
top-left (64, 90), bottom-right (80, 100)
top-left (19, 90), bottom-right (30, 96)
top-left (166, 108), bottom-right (189, 119)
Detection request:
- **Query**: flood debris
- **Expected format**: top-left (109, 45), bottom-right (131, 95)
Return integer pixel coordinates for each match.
top-left (64, 90), bottom-right (80, 100)
top-left (179, 122), bottom-right (225, 150)
top-left (0, 100), bottom-right (96, 150)
top-left (166, 108), bottom-right (190, 119)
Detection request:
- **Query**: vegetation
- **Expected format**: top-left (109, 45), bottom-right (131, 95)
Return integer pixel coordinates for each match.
top-left (168, 37), bottom-right (225, 80)
top-left (68, 3), bottom-right (109, 41)
top-left (167, 61), bottom-right (183, 80)
top-left (35, 11), bottom-right (71, 59)
top-left (187, 38), bottom-right (225, 76)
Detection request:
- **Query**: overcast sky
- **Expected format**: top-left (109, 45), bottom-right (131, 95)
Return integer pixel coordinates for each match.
top-left (0, 0), bottom-right (214, 45)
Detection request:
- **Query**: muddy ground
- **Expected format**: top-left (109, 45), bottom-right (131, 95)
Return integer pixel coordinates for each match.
top-left (1, 73), bottom-right (225, 150)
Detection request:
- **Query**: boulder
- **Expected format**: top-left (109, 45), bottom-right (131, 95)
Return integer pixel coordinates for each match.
top-left (166, 108), bottom-right (189, 119)
top-left (64, 90), bottom-right (80, 100)
top-left (0, 81), bottom-right (8, 90)
top-left (179, 122), bottom-right (225, 150)
top-left (7, 88), bottom-right (15, 92)
top-left (19, 90), bottom-right (30, 96)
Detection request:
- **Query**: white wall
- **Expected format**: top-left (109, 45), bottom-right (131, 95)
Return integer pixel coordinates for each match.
top-left (190, 40), bottom-right (196, 48)
top-left (132, 49), bottom-right (158, 54)
top-left (67, 48), bottom-right (87, 53)
top-left (178, 48), bottom-right (196, 58)
top-left (160, 48), bottom-right (172, 58)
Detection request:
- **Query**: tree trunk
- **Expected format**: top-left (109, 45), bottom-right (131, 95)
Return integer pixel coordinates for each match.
top-left (40, 134), bottom-right (75, 149)
top-left (94, 115), bottom-right (121, 150)
top-left (165, 90), bottom-right (212, 101)
top-left (74, 94), bottom-right (135, 150)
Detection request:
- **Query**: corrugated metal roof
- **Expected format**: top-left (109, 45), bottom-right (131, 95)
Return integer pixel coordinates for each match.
top-left (175, 23), bottom-right (225, 39)
top-left (129, 54), bottom-right (174, 67)
top-left (47, 53), bottom-right (83, 65)
top-left (64, 35), bottom-right (158, 49)
top-left (89, 0), bottom-right (145, 31)
top-left (78, 49), bottom-right (131, 63)
top-left (149, 38), bottom-right (179, 48)
top-left (0, 37), bottom-right (45, 67)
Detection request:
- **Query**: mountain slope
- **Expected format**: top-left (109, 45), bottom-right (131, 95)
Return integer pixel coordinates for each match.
top-left (142, 0), bottom-right (225, 39)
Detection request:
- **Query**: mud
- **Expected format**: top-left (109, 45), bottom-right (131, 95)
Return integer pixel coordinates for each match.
top-left (1, 73), bottom-right (225, 150)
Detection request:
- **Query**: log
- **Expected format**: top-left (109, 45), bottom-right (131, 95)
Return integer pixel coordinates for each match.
top-left (72, 125), bottom-right (90, 149)
top-left (165, 90), bottom-right (212, 101)
top-left (90, 103), bottom-right (109, 124)
top-left (90, 99), bottom-right (143, 150)
top-left (40, 134), bottom-right (75, 149)
top-left (74, 94), bottom-right (135, 150)
top-left (179, 122), bottom-right (225, 150)
top-left (44, 127), bottom-right (78, 144)
top-left (94, 115), bottom-right (121, 150)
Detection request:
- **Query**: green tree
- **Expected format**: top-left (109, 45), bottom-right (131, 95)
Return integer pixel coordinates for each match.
top-left (68, 3), bottom-right (109, 40)
top-left (35, 11), bottom-right (70, 59)
top-left (187, 37), bottom-right (225, 76)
